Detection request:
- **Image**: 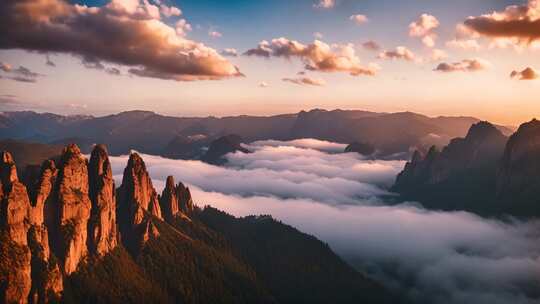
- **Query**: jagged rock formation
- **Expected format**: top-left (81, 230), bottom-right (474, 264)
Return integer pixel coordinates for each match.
top-left (159, 176), bottom-right (194, 222)
top-left (88, 145), bottom-right (117, 256)
top-left (496, 119), bottom-right (540, 214)
top-left (55, 144), bottom-right (92, 275)
top-left (393, 121), bottom-right (508, 213)
top-left (201, 135), bottom-right (251, 165)
top-left (0, 151), bottom-right (32, 304)
top-left (344, 142), bottom-right (375, 156)
top-left (118, 152), bottom-right (162, 250)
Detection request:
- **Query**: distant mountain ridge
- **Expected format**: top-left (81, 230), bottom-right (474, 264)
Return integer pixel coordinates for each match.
top-left (0, 109), bottom-right (514, 159)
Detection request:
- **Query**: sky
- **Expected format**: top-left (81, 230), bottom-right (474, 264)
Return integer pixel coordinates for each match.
top-left (0, 0), bottom-right (539, 125)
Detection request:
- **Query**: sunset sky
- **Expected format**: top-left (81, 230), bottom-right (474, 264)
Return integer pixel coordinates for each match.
top-left (0, 0), bottom-right (539, 125)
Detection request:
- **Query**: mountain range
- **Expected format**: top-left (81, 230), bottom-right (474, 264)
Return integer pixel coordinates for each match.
top-left (0, 109), bottom-right (513, 160)
top-left (393, 119), bottom-right (540, 217)
top-left (0, 143), bottom-right (398, 304)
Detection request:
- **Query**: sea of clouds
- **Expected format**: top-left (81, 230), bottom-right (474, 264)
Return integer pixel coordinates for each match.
top-left (108, 138), bottom-right (540, 304)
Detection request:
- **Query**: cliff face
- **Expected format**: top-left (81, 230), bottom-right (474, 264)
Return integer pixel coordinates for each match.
top-left (394, 121), bottom-right (507, 190)
top-left (496, 119), bottom-right (540, 214)
top-left (88, 144), bottom-right (117, 256)
top-left (0, 151), bottom-right (32, 304)
top-left (118, 152), bottom-right (163, 251)
top-left (392, 122), bottom-right (509, 214)
top-left (56, 144), bottom-right (92, 275)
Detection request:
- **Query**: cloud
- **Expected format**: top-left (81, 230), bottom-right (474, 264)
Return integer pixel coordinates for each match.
top-left (0, 94), bottom-right (19, 105)
top-left (245, 38), bottom-right (379, 76)
top-left (362, 40), bottom-right (381, 51)
top-left (0, 0), bottom-right (241, 82)
top-left (409, 14), bottom-right (440, 47)
top-left (511, 67), bottom-right (539, 80)
top-left (431, 49), bottom-right (448, 61)
top-left (378, 46), bottom-right (415, 61)
top-left (208, 30), bottom-right (222, 38)
top-left (350, 14), bottom-right (368, 25)
top-left (159, 4), bottom-right (181, 17)
top-left (313, 32), bottom-right (324, 39)
top-left (463, 0), bottom-right (540, 47)
top-left (446, 39), bottom-right (481, 51)
top-left (258, 81), bottom-right (269, 88)
top-left (434, 59), bottom-right (491, 73)
top-left (282, 76), bottom-right (326, 86)
top-left (314, 0), bottom-right (335, 9)
top-left (106, 138), bottom-right (540, 304)
top-left (0, 61), bottom-right (42, 83)
top-left (221, 48), bottom-right (238, 57)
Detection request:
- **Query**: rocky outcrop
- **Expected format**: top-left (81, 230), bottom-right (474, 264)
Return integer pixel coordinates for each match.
top-left (56, 144), bottom-right (91, 275)
top-left (118, 152), bottom-right (162, 250)
top-left (201, 135), bottom-right (251, 165)
top-left (88, 145), bottom-right (117, 256)
top-left (0, 151), bottom-right (32, 304)
top-left (394, 121), bottom-right (507, 191)
top-left (159, 176), bottom-right (194, 222)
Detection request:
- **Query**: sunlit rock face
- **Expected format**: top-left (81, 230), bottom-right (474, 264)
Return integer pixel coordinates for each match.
top-left (0, 151), bottom-right (32, 304)
top-left (159, 175), bottom-right (194, 223)
top-left (56, 144), bottom-right (91, 275)
top-left (118, 152), bottom-right (163, 251)
top-left (88, 144), bottom-right (118, 256)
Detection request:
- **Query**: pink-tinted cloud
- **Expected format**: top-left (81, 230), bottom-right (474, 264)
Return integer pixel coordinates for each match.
top-left (245, 38), bottom-right (378, 76)
top-left (434, 59), bottom-right (490, 73)
top-left (378, 46), bottom-right (415, 61)
top-left (0, 61), bottom-right (42, 83)
top-left (0, 0), bottom-right (241, 82)
top-left (362, 40), bottom-right (381, 51)
top-left (510, 67), bottom-right (539, 80)
top-left (409, 14), bottom-right (440, 47)
top-left (463, 0), bottom-right (540, 46)
top-left (314, 0), bottom-right (334, 9)
top-left (350, 14), bottom-right (369, 25)
top-left (282, 76), bottom-right (326, 86)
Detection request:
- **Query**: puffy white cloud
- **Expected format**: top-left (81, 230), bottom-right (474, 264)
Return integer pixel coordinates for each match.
top-left (313, 32), bottom-right (324, 39)
top-left (159, 4), bottom-right (181, 17)
top-left (378, 46), bottom-right (416, 61)
top-left (0, 0), bottom-right (241, 82)
top-left (221, 48), bottom-right (238, 57)
top-left (282, 76), bottom-right (326, 86)
top-left (434, 59), bottom-right (491, 73)
top-left (409, 14), bottom-right (440, 47)
top-left (258, 81), bottom-right (269, 87)
top-left (245, 38), bottom-right (379, 76)
top-left (350, 14), bottom-right (369, 25)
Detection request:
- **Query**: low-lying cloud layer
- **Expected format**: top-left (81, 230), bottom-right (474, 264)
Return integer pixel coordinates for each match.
top-left (107, 139), bottom-right (540, 304)
top-left (0, 0), bottom-right (241, 81)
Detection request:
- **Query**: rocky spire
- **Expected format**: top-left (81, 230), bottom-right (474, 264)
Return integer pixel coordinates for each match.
top-left (0, 151), bottom-right (32, 304)
top-left (55, 144), bottom-right (91, 275)
top-left (159, 176), bottom-right (194, 223)
top-left (118, 152), bottom-right (162, 250)
top-left (159, 176), bottom-right (179, 221)
top-left (88, 144), bottom-right (118, 256)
